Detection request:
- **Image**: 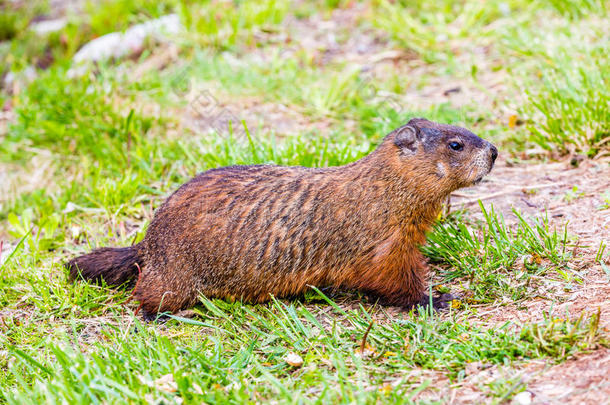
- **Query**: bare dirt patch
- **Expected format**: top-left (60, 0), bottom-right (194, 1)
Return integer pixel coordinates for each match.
top-left (282, 3), bottom-right (395, 67)
top-left (522, 348), bottom-right (610, 404)
top-left (412, 348), bottom-right (610, 404)
top-left (183, 85), bottom-right (335, 138)
top-left (448, 159), bottom-right (609, 327)
top-left (439, 159), bottom-right (610, 403)
top-left (452, 159), bottom-right (610, 249)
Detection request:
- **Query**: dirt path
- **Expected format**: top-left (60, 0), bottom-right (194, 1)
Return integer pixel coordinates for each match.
top-left (416, 347), bottom-right (610, 404)
top-left (444, 160), bottom-right (610, 404)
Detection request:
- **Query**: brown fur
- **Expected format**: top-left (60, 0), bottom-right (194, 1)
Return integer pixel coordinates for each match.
top-left (66, 118), bottom-right (498, 318)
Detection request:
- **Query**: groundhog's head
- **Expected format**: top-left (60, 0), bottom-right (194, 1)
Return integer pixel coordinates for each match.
top-left (391, 118), bottom-right (498, 191)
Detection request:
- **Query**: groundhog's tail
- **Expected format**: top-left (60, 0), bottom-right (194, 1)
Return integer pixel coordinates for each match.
top-left (66, 246), bottom-right (141, 287)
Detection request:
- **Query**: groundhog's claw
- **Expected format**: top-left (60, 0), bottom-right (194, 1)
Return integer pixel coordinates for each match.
top-left (418, 293), bottom-right (455, 311)
top-left (140, 309), bottom-right (170, 323)
top-left (435, 293), bottom-right (455, 310)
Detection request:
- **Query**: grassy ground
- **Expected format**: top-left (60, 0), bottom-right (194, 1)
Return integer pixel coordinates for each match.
top-left (1, 0), bottom-right (609, 403)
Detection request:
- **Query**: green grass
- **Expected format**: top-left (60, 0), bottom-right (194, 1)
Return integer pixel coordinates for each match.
top-left (423, 204), bottom-right (574, 302)
top-left (497, 10), bottom-right (609, 157)
top-left (180, 0), bottom-right (290, 49)
top-left (1, 289), bottom-right (605, 403)
top-left (1, 0), bottom-right (609, 403)
top-left (368, 0), bottom-right (610, 156)
top-left (523, 52), bottom-right (609, 158)
top-left (86, 0), bottom-right (178, 35)
top-left (0, 0), bottom-right (180, 75)
top-left (369, 0), bottom-right (531, 64)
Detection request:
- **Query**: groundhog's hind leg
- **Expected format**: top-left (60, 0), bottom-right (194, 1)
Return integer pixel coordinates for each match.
top-left (365, 275), bottom-right (425, 309)
top-left (134, 266), bottom-right (201, 319)
top-left (368, 284), bottom-right (453, 311)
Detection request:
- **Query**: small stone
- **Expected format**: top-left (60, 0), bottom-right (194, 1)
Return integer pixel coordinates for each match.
top-left (154, 373), bottom-right (178, 393)
top-left (30, 18), bottom-right (67, 35)
top-left (512, 391), bottom-right (533, 405)
top-left (2, 66), bottom-right (37, 92)
top-left (284, 352), bottom-right (304, 367)
top-left (68, 14), bottom-right (182, 77)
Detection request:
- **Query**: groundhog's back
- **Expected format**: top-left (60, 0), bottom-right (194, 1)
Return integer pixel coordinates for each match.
top-left (138, 160), bottom-right (427, 303)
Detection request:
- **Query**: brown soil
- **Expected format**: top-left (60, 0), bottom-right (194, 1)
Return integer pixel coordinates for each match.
top-left (452, 159), bottom-right (610, 248)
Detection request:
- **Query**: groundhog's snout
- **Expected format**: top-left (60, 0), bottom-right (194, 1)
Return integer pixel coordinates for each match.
top-left (489, 144), bottom-right (498, 166)
top-left (470, 141), bottom-right (498, 184)
top-left (489, 144), bottom-right (498, 167)
top-left (481, 142), bottom-right (498, 175)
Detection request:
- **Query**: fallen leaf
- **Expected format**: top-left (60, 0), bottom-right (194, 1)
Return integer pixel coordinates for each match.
top-left (378, 383), bottom-right (392, 394)
top-left (508, 115), bottom-right (518, 129)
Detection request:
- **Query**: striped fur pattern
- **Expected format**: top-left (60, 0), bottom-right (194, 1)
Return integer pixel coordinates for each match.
top-left (66, 118), bottom-right (498, 317)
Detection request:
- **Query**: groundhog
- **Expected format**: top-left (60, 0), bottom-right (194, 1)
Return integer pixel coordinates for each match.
top-left (66, 118), bottom-right (498, 319)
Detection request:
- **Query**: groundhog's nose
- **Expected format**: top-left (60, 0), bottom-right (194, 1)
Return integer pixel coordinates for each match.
top-left (490, 145), bottom-right (498, 164)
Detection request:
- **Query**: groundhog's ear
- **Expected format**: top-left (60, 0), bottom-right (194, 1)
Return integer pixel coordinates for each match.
top-left (394, 125), bottom-right (419, 154)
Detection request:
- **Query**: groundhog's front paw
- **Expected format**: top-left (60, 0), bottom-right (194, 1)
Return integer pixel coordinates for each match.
top-left (418, 293), bottom-right (455, 311)
top-left (140, 309), bottom-right (170, 323)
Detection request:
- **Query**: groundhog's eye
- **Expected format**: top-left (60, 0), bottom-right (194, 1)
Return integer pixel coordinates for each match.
top-left (448, 141), bottom-right (463, 151)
